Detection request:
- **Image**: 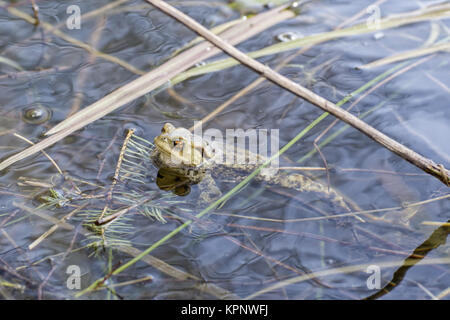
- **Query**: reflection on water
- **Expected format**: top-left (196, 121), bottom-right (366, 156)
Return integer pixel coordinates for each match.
top-left (0, 0), bottom-right (449, 299)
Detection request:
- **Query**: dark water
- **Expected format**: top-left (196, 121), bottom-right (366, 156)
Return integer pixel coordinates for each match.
top-left (0, 0), bottom-right (449, 300)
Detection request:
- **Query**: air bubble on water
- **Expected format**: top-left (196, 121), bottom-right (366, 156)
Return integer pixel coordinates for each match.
top-left (263, 2), bottom-right (275, 10)
top-left (373, 32), bottom-right (385, 40)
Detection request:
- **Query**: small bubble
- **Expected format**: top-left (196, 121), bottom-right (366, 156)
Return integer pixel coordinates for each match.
top-left (276, 31), bottom-right (300, 42)
top-left (22, 105), bottom-right (51, 124)
top-left (62, 135), bottom-right (77, 145)
top-left (195, 61), bottom-right (206, 68)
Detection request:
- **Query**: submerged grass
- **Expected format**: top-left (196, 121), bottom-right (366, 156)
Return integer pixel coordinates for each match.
top-left (1, 3), bottom-right (449, 172)
top-left (76, 35), bottom-right (449, 298)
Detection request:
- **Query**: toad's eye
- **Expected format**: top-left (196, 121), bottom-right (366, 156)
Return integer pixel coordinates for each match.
top-left (173, 139), bottom-right (183, 147)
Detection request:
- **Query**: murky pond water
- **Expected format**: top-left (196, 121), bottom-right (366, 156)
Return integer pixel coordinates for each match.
top-left (0, 0), bottom-right (449, 300)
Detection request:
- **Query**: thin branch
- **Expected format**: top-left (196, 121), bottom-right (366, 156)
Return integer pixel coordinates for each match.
top-left (144, 0), bottom-right (450, 186)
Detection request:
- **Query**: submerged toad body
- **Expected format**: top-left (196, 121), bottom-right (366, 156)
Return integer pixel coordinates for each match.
top-left (151, 123), bottom-right (350, 211)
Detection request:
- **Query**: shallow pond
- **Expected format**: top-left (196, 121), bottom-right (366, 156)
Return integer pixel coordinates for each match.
top-left (0, 0), bottom-right (449, 300)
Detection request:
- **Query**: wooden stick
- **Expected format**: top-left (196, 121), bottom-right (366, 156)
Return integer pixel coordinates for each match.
top-left (0, 4), bottom-right (293, 172)
top-left (144, 0), bottom-right (450, 186)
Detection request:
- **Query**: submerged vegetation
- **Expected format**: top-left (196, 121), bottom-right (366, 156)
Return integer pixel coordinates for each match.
top-left (0, 0), bottom-right (449, 299)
